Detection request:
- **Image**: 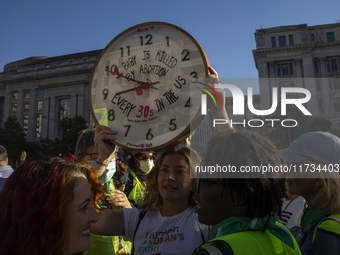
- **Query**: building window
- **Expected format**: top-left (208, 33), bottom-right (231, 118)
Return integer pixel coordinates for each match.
top-left (59, 98), bottom-right (71, 121)
top-left (70, 61), bottom-right (74, 65)
top-left (37, 100), bottom-right (43, 111)
top-left (314, 61), bottom-right (319, 73)
top-left (33, 66), bottom-right (37, 71)
top-left (23, 115), bottom-right (29, 136)
top-left (271, 37), bottom-right (276, 48)
top-left (36, 114), bottom-right (42, 138)
top-left (277, 63), bottom-right (293, 76)
top-left (12, 103), bottom-right (17, 113)
top-left (311, 34), bottom-right (315, 41)
top-left (279, 36), bottom-right (286, 47)
top-left (57, 63), bottom-right (61, 67)
top-left (289, 35), bottom-right (294, 46)
top-left (331, 60), bottom-right (338, 72)
top-left (327, 32), bottom-right (335, 42)
top-left (24, 102), bottom-right (30, 111)
top-left (25, 91), bottom-right (30, 99)
top-left (46, 65), bottom-right (50, 69)
top-left (38, 90), bottom-right (43, 97)
top-left (327, 58), bottom-right (340, 73)
top-left (12, 91), bottom-right (18, 100)
top-left (83, 59), bottom-right (88, 63)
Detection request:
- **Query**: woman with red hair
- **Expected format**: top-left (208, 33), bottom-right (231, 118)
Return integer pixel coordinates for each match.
top-left (0, 157), bottom-right (105, 255)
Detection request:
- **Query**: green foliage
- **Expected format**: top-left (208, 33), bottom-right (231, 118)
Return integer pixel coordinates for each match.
top-left (0, 115), bottom-right (88, 162)
top-left (59, 115), bottom-right (88, 154)
top-left (0, 116), bottom-right (38, 162)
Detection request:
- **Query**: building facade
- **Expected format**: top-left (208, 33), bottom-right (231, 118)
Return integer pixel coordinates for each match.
top-left (253, 22), bottom-right (340, 128)
top-left (0, 50), bottom-right (102, 141)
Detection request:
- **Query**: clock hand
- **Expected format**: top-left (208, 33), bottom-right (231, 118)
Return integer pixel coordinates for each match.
top-left (116, 81), bottom-right (160, 95)
top-left (106, 65), bottom-right (158, 89)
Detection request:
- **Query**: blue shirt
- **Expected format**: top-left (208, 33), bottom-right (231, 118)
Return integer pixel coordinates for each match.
top-left (0, 165), bottom-right (14, 191)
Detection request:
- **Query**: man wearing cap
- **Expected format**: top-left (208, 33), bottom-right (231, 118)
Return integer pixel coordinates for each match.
top-left (280, 131), bottom-right (340, 255)
top-left (0, 145), bottom-right (14, 192)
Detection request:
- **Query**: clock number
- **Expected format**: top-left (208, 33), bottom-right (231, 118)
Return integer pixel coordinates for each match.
top-left (181, 49), bottom-right (190, 61)
top-left (185, 98), bottom-right (191, 107)
top-left (169, 119), bottom-right (177, 131)
top-left (165, 36), bottom-right (170, 47)
top-left (124, 125), bottom-right (131, 137)
top-left (120, 46), bottom-right (131, 57)
top-left (103, 89), bottom-right (109, 100)
top-left (190, 71), bottom-right (198, 83)
top-left (136, 105), bottom-right (143, 118)
top-left (140, 34), bottom-right (153, 46)
top-left (146, 128), bottom-right (153, 140)
top-left (108, 110), bottom-right (115, 121)
top-left (136, 105), bottom-right (154, 118)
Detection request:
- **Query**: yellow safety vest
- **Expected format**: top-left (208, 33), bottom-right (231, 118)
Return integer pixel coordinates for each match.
top-left (85, 179), bottom-right (132, 255)
top-left (127, 171), bottom-right (146, 206)
top-left (313, 213), bottom-right (340, 242)
top-left (197, 222), bottom-right (301, 255)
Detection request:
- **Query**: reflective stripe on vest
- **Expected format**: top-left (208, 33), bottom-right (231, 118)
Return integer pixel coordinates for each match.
top-left (199, 222), bottom-right (301, 255)
top-left (313, 214), bottom-right (340, 242)
top-left (128, 171), bottom-right (146, 205)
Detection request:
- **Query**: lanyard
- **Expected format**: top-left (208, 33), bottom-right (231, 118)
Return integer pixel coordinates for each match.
top-left (283, 196), bottom-right (299, 212)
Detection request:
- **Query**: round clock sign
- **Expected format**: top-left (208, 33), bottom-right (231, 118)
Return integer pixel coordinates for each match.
top-left (89, 21), bottom-right (210, 152)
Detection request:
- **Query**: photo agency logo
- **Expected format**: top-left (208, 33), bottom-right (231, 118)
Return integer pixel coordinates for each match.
top-left (201, 83), bottom-right (312, 128)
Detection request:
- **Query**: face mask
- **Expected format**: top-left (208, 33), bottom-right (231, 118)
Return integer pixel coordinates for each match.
top-left (107, 160), bottom-right (117, 174)
top-left (137, 159), bottom-right (154, 173)
top-left (100, 159), bottom-right (116, 183)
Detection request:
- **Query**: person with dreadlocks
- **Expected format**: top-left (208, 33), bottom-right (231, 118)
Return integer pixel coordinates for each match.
top-left (191, 130), bottom-right (302, 255)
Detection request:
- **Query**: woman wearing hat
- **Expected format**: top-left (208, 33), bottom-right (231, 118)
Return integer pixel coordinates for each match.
top-left (281, 131), bottom-right (340, 255)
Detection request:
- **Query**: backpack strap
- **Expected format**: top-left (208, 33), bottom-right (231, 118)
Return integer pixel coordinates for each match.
top-left (131, 210), bottom-right (146, 255)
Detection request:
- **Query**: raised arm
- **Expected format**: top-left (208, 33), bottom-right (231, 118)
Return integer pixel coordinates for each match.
top-left (205, 67), bottom-right (234, 133)
top-left (93, 125), bottom-right (117, 180)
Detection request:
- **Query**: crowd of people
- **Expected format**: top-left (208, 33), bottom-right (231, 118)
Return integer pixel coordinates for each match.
top-left (0, 67), bottom-right (340, 255)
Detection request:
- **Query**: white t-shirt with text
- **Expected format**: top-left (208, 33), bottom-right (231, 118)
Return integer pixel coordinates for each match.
top-left (123, 207), bottom-right (211, 255)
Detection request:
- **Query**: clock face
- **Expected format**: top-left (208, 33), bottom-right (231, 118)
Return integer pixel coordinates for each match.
top-left (89, 22), bottom-right (209, 152)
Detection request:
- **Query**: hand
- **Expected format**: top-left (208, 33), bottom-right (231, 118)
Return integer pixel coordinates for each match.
top-left (94, 125), bottom-right (117, 165)
top-left (107, 189), bottom-right (132, 208)
top-left (203, 67), bottom-right (221, 85)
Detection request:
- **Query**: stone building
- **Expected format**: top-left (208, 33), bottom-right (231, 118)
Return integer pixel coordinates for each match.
top-left (0, 50), bottom-right (102, 141)
top-left (253, 22), bottom-right (340, 128)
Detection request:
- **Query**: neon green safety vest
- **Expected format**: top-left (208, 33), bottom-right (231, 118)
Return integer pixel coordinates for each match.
top-left (127, 171), bottom-right (146, 205)
top-left (313, 213), bottom-right (340, 242)
top-left (85, 179), bottom-right (132, 255)
top-left (198, 222), bottom-right (301, 255)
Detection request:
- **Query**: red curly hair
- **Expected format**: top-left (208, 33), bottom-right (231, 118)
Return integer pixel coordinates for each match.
top-left (0, 156), bottom-right (105, 255)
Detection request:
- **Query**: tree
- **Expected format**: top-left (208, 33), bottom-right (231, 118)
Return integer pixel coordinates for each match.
top-left (0, 117), bottom-right (32, 162)
top-left (59, 115), bottom-right (88, 155)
